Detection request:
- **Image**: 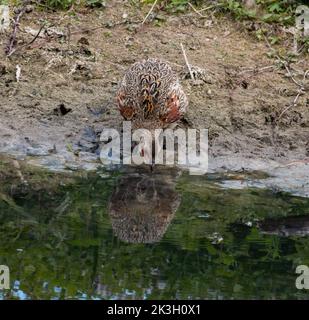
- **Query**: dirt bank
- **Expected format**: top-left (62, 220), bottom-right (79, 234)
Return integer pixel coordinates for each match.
top-left (0, 2), bottom-right (308, 175)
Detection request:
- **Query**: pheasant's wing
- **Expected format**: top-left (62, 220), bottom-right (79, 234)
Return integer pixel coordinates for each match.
top-left (117, 90), bottom-right (136, 120)
top-left (159, 84), bottom-right (188, 125)
top-left (116, 67), bottom-right (140, 120)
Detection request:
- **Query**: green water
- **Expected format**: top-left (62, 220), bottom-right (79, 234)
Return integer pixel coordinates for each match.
top-left (0, 162), bottom-right (309, 300)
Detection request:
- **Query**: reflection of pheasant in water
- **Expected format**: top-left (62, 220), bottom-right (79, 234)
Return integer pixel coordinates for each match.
top-left (117, 58), bottom-right (188, 130)
top-left (108, 167), bottom-right (181, 244)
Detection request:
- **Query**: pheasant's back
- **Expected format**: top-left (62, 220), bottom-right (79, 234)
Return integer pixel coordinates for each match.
top-left (117, 58), bottom-right (188, 129)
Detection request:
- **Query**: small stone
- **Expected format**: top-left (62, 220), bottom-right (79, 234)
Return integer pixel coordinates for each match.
top-left (25, 5), bottom-right (34, 13)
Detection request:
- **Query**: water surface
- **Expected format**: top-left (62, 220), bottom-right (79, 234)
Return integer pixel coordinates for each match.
top-left (0, 162), bottom-right (308, 299)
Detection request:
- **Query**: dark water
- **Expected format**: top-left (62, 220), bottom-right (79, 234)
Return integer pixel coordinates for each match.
top-left (0, 164), bottom-right (309, 300)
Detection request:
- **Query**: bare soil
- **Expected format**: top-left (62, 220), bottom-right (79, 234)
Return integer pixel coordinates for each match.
top-left (0, 1), bottom-right (308, 173)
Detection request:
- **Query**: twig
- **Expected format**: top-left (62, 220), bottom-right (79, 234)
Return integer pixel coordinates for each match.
top-left (7, 24), bottom-right (46, 57)
top-left (239, 65), bottom-right (274, 75)
top-left (303, 70), bottom-right (309, 82)
top-left (5, 0), bottom-right (31, 57)
top-left (27, 24), bottom-right (45, 46)
top-left (69, 20), bottom-right (141, 36)
top-left (283, 63), bottom-right (303, 87)
top-left (198, 3), bottom-right (225, 13)
top-left (66, 23), bottom-right (71, 51)
top-left (141, 0), bottom-right (158, 25)
top-left (277, 69), bottom-right (308, 121)
top-left (264, 36), bottom-right (308, 122)
top-left (16, 64), bottom-right (21, 82)
top-left (6, 10), bottom-right (25, 56)
top-left (188, 2), bottom-right (207, 18)
top-left (277, 91), bottom-right (302, 120)
top-left (181, 43), bottom-right (194, 80)
top-left (264, 36), bottom-right (303, 87)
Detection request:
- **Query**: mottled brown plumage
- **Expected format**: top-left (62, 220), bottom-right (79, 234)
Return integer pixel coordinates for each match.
top-left (117, 58), bottom-right (188, 130)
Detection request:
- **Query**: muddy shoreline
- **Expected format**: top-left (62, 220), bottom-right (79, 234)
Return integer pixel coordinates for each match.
top-left (0, 3), bottom-right (308, 196)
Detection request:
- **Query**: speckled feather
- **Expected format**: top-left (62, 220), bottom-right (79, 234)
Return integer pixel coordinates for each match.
top-left (117, 58), bottom-right (188, 130)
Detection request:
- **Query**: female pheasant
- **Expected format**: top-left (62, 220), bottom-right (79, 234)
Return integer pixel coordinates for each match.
top-left (116, 58), bottom-right (188, 163)
top-left (117, 58), bottom-right (188, 130)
